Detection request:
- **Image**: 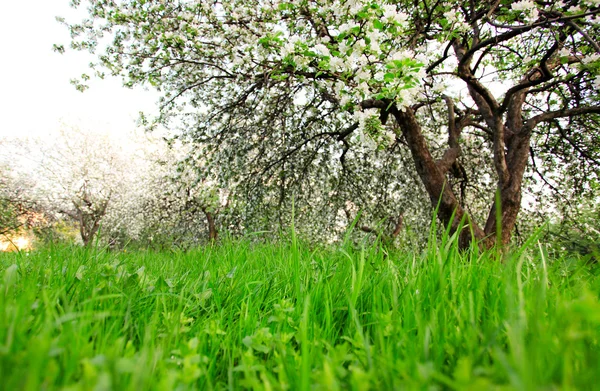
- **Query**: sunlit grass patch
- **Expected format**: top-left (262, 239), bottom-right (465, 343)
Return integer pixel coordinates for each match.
top-left (0, 238), bottom-right (599, 390)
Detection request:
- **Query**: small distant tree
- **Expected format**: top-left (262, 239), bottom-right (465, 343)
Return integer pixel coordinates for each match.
top-left (93, 136), bottom-right (233, 249)
top-left (31, 126), bottom-right (129, 246)
top-left (139, 145), bottom-right (230, 245)
top-left (59, 179), bottom-right (112, 246)
top-left (0, 166), bottom-right (41, 237)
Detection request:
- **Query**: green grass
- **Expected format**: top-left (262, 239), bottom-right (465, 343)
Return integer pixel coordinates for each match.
top-left (1, 235), bottom-right (600, 390)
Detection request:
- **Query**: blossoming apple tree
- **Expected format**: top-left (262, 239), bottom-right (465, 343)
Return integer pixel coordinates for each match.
top-left (61, 0), bottom-right (600, 247)
top-left (30, 126), bottom-right (133, 246)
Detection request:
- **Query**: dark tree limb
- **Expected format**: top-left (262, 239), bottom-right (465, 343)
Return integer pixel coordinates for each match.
top-left (523, 106), bottom-right (600, 135)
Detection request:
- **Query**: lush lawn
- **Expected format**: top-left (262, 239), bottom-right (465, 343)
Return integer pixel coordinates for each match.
top-left (1, 235), bottom-right (599, 390)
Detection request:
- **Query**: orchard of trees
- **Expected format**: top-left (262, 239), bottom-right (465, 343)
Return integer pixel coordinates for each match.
top-left (2, 0), bottom-right (600, 253)
top-left (0, 128), bottom-right (231, 249)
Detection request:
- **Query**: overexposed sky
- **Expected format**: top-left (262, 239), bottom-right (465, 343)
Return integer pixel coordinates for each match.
top-left (0, 1), bottom-right (158, 139)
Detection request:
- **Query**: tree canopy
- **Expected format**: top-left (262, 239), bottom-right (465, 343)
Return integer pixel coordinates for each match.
top-left (61, 0), bottom-right (600, 247)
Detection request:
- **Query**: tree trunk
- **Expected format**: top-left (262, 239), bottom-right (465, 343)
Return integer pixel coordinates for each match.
top-left (79, 214), bottom-right (91, 247)
top-left (483, 132), bottom-right (531, 245)
top-left (390, 106), bottom-right (490, 248)
top-left (80, 213), bottom-right (102, 247)
top-left (451, 40), bottom-right (534, 249)
top-left (203, 208), bottom-right (218, 242)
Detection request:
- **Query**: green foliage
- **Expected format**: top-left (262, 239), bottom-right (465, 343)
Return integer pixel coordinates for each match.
top-left (0, 198), bottom-right (20, 236)
top-left (33, 220), bottom-right (81, 247)
top-left (0, 165), bottom-right (47, 240)
top-left (1, 235), bottom-right (599, 389)
top-left (545, 205), bottom-right (600, 262)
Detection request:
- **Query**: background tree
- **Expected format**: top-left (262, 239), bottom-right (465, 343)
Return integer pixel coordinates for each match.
top-left (0, 165), bottom-right (43, 238)
top-left (22, 126), bottom-right (132, 246)
top-left (125, 143), bottom-right (231, 247)
top-left (62, 0), bottom-right (600, 248)
top-left (3, 126), bottom-right (238, 249)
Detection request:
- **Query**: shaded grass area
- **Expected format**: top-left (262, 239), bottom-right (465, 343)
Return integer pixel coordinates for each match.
top-left (1, 234), bottom-right (599, 390)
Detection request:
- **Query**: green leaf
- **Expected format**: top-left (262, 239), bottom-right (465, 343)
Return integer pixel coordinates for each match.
top-left (4, 264), bottom-right (18, 291)
top-left (278, 2), bottom-right (294, 10)
top-left (384, 73), bottom-right (396, 82)
top-left (357, 11), bottom-right (369, 19)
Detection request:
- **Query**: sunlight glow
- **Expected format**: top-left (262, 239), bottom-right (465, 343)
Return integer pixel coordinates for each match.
top-left (0, 235), bottom-right (32, 252)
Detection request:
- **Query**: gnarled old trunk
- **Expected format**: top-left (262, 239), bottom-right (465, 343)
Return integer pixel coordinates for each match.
top-left (377, 39), bottom-right (548, 250)
top-left (389, 106), bottom-right (494, 248)
top-left (389, 105), bottom-right (531, 249)
top-left (362, 87), bottom-right (545, 248)
top-left (483, 131), bottom-right (531, 246)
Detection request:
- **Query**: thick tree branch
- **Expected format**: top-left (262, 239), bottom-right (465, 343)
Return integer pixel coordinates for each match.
top-left (436, 148), bottom-right (461, 175)
top-left (499, 38), bottom-right (563, 115)
top-left (523, 106), bottom-right (600, 135)
top-left (337, 122), bottom-right (359, 141)
top-left (388, 104), bottom-right (488, 246)
top-left (458, 24), bottom-right (538, 70)
top-left (453, 42), bottom-right (500, 128)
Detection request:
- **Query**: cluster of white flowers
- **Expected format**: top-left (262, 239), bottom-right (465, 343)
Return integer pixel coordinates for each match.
top-left (441, 9), bottom-right (471, 33)
top-left (329, 56), bottom-right (345, 71)
top-left (582, 53), bottom-right (600, 64)
top-left (353, 109), bottom-right (375, 125)
top-left (593, 76), bottom-right (600, 89)
top-left (281, 40), bottom-right (296, 57)
top-left (511, 0), bottom-right (535, 11)
top-left (586, 14), bottom-right (600, 25)
top-left (511, 0), bottom-right (539, 22)
top-left (381, 4), bottom-right (409, 26)
top-left (313, 43), bottom-right (331, 57)
top-left (550, 0), bottom-right (596, 13)
top-left (353, 109), bottom-right (379, 137)
top-left (443, 9), bottom-right (459, 23)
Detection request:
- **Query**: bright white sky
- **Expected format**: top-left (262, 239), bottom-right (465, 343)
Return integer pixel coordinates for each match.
top-left (0, 1), bottom-right (158, 139)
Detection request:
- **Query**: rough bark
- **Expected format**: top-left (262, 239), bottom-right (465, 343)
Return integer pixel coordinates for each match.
top-left (453, 39), bottom-right (531, 248)
top-left (203, 208), bottom-right (218, 242)
top-left (389, 105), bottom-right (489, 248)
top-left (78, 199), bottom-right (109, 247)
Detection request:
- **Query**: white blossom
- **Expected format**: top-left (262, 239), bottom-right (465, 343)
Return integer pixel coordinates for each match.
top-left (511, 0), bottom-right (539, 21)
top-left (444, 10), bottom-right (459, 23)
top-left (582, 53), bottom-right (600, 64)
top-left (330, 56), bottom-right (345, 71)
top-left (339, 94), bottom-right (351, 107)
top-left (355, 69), bottom-right (371, 82)
top-left (511, 0), bottom-right (535, 11)
top-left (281, 41), bottom-right (295, 57)
top-left (357, 81), bottom-right (371, 97)
top-left (382, 4), bottom-right (397, 21)
top-left (313, 43), bottom-right (331, 57)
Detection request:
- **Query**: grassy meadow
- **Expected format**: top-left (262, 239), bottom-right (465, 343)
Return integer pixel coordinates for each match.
top-left (1, 232), bottom-right (600, 390)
